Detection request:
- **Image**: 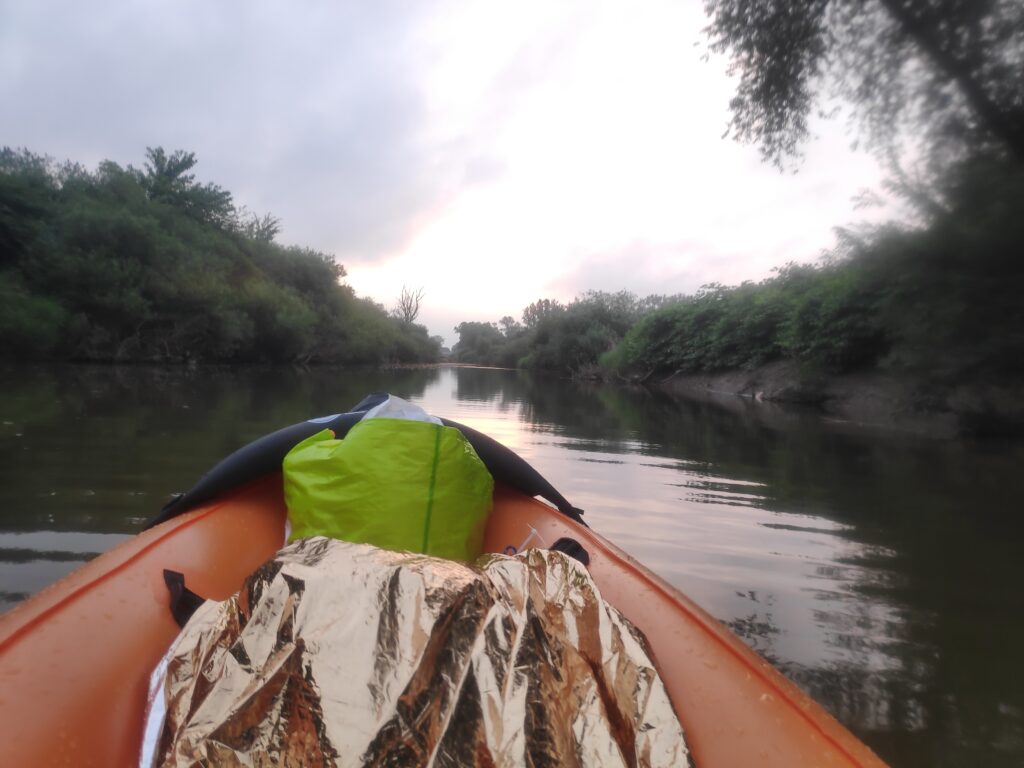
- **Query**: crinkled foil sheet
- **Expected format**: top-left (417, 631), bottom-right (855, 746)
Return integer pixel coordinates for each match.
top-left (156, 538), bottom-right (692, 767)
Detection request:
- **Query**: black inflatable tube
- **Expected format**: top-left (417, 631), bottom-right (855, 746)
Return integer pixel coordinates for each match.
top-left (436, 417), bottom-right (585, 523)
top-left (146, 395), bottom-right (584, 529)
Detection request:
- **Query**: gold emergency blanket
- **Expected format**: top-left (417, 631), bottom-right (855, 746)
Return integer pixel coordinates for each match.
top-left (155, 538), bottom-right (692, 767)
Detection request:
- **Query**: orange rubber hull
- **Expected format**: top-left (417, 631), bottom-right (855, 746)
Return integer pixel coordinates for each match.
top-left (0, 476), bottom-right (885, 767)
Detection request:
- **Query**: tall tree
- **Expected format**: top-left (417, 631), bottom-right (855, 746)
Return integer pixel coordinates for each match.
top-left (137, 147), bottom-right (235, 227)
top-left (244, 212), bottom-right (282, 242)
top-left (0, 149), bottom-right (55, 264)
top-left (498, 315), bottom-right (522, 337)
top-left (703, 0), bottom-right (1024, 167)
top-left (521, 298), bottom-right (564, 329)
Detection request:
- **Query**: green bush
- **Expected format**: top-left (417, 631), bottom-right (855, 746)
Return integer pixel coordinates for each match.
top-left (455, 291), bottom-right (645, 376)
top-left (0, 272), bottom-right (65, 357)
top-left (605, 158), bottom-right (1023, 383)
top-left (468, 155), bottom-right (1024, 385)
top-left (0, 146), bottom-right (439, 366)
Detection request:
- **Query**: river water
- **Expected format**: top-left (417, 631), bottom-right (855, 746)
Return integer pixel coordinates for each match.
top-left (1, 364), bottom-right (1022, 766)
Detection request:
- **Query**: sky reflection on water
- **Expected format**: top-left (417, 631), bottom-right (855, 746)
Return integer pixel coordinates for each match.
top-left (1, 364), bottom-right (1022, 767)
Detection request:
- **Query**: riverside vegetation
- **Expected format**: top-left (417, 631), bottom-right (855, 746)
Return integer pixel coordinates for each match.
top-left (453, 0), bottom-right (1024, 433)
top-left (3, 144), bottom-right (1021, 435)
top-left (5, 4), bottom-right (1021, 382)
top-left (0, 147), bottom-right (440, 364)
top-left (3, 3), bottom-right (1022, 432)
top-left (453, 155), bottom-right (1024, 383)
top-left (448, 154), bottom-right (1024, 437)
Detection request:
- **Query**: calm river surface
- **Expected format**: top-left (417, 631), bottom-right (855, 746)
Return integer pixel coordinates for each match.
top-left (1, 364), bottom-right (1022, 766)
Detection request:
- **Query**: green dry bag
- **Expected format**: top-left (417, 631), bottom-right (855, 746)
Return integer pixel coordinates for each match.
top-left (283, 418), bottom-right (494, 562)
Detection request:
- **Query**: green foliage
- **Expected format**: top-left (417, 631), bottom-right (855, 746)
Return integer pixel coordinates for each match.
top-left (775, 264), bottom-right (888, 372)
top-left (241, 212), bottom-right (282, 243)
top-left (452, 321), bottom-right (507, 365)
top-left (0, 271), bottom-right (66, 357)
top-left (522, 291), bottom-right (640, 374)
top-left (137, 147), bottom-right (235, 228)
top-left (455, 291), bottom-right (647, 376)
top-left (604, 263), bottom-right (891, 378)
top-left (608, 155), bottom-right (1024, 382)
top-left (521, 298), bottom-right (564, 329)
top-left (456, 156), bottom-right (1023, 385)
top-left (703, 0), bottom-right (1024, 167)
top-left (0, 149), bottom-right (56, 263)
top-left (0, 146), bottom-right (439, 365)
top-left (864, 155), bottom-right (1024, 378)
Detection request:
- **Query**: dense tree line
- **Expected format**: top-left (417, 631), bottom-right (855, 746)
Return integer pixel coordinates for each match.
top-left (452, 3), bottom-right (1024, 387)
top-left (454, 155), bottom-right (1024, 385)
top-left (0, 148), bottom-right (439, 364)
top-left (452, 291), bottom-right (678, 376)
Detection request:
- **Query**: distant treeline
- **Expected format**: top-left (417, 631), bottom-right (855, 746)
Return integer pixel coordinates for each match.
top-left (0, 147), bottom-right (439, 364)
top-left (454, 155), bottom-right (1024, 386)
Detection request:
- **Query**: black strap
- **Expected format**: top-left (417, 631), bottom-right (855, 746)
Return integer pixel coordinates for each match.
top-left (163, 570), bottom-right (207, 628)
top-left (550, 537), bottom-right (590, 566)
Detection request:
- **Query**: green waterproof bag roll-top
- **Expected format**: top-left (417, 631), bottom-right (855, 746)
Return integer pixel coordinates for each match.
top-left (283, 418), bottom-right (494, 562)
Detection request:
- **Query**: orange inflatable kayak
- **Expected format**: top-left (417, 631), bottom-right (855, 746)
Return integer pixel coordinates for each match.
top-left (0, 402), bottom-right (885, 767)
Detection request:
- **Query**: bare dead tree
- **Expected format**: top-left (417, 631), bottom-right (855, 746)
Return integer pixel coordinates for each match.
top-left (393, 286), bottom-right (425, 324)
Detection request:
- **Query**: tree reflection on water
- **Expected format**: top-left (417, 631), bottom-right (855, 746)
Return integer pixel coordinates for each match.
top-left (1, 364), bottom-right (1022, 766)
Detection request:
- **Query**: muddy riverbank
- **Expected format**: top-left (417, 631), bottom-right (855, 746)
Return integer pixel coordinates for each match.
top-left (655, 361), bottom-right (1024, 439)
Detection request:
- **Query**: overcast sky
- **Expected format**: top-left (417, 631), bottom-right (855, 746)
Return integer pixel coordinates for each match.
top-left (1, 0), bottom-right (885, 345)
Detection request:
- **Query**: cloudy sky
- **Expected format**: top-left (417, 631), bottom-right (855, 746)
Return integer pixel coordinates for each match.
top-left (2, 0), bottom-right (885, 344)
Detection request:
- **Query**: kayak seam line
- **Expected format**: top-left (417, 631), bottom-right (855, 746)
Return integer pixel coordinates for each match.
top-left (422, 425), bottom-right (441, 553)
top-left (572, 519), bottom-right (874, 767)
top-left (0, 502), bottom-right (223, 655)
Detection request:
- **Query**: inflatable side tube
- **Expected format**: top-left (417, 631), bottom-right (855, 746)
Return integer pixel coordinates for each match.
top-left (147, 412), bottom-right (364, 528)
top-left (147, 400), bottom-right (584, 529)
top-left (438, 418), bottom-right (584, 523)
